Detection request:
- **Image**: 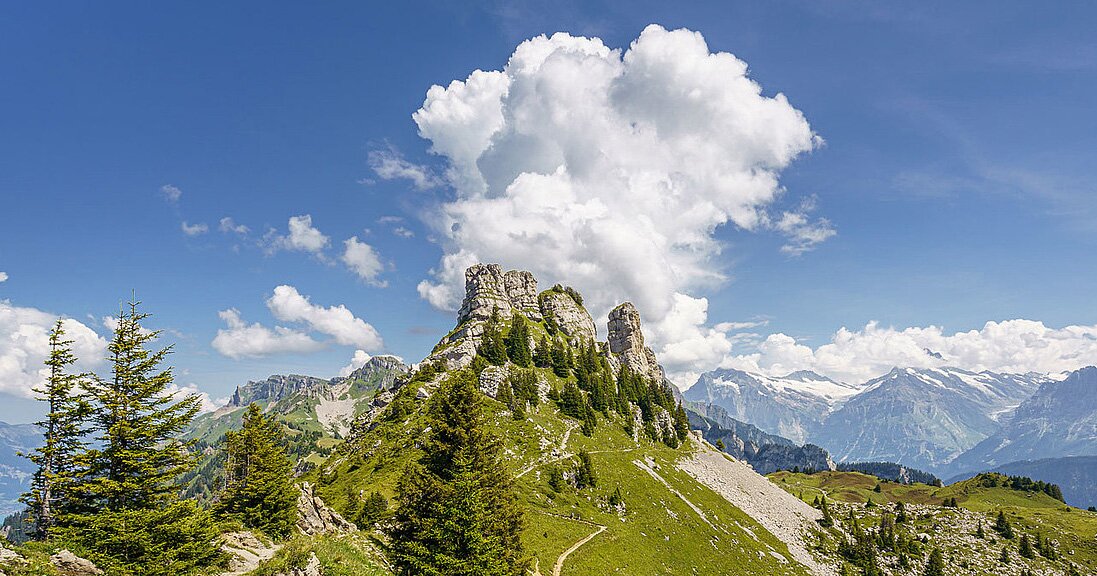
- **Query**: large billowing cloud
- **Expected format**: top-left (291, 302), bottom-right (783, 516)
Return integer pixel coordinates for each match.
top-left (723, 320), bottom-right (1097, 385)
top-left (409, 24), bottom-right (825, 385)
top-left (0, 301), bottom-right (108, 398)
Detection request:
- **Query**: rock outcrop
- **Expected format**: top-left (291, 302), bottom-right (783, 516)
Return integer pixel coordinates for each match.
top-left (232, 374), bottom-right (331, 407)
top-left (457, 264), bottom-right (540, 324)
top-left (342, 355), bottom-right (408, 391)
top-left (607, 302), bottom-right (664, 385)
top-left (296, 482), bottom-right (357, 535)
top-left (539, 290), bottom-right (596, 342)
top-left (49, 550), bottom-right (102, 576)
top-left (478, 365), bottom-right (509, 399)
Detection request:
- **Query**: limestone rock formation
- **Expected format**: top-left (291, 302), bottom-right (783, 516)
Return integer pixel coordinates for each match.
top-left (231, 374), bottom-right (331, 407)
top-left (607, 302), bottom-right (665, 384)
top-left (457, 264), bottom-right (540, 324)
top-left (478, 365), bottom-right (509, 399)
top-left (296, 482), bottom-right (357, 535)
top-left (539, 290), bottom-right (596, 342)
top-left (49, 550), bottom-right (102, 576)
top-left (0, 545), bottom-right (25, 568)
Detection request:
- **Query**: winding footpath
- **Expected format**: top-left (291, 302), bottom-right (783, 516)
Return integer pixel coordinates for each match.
top-left (551, 522), bottom-right (606, 576)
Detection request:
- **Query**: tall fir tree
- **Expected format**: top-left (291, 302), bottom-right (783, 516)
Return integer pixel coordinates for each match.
top-left (21, 319), bottom-right (91, 538)
top-left (504, 315), bottom-right (532, 367)
top-left (391, 370), bottom-right (527, 575)
top-left (217, 403), bottom-right (297, 539)
top-left (923, 548), bottom-right (944, 576)
top-left (58, 299), bottom-right (222, 576)
top-left (478, 310), bottom-right (508, 366)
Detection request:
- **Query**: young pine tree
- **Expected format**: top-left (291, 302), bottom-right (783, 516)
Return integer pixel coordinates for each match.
top-left (1018, 533), bottom-right (1034, 559)
top-left (391, 370), bottom-right (527, 575)
top-left (504, 315), bottom-right (532, 367)
top-left (673, 402), bottom-right (690, 443)
top-left (478, 310), bottom-right (508, 366)
top-left (21, 320), bottom-right (91, 538)
top-left (575, 450), bottom-right (597, 490)
top-left (218, 403), bottom-right (297, 539)
top-left (59, 299), bottom-right (222, 576)
top-left (923, 548), bottom-right (945, 576)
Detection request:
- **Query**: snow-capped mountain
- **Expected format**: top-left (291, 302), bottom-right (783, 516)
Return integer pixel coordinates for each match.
top-left (814, 367), bottom-right (1050, 471)
top-left (683, 368), bottom-right (862, 443)
top-left (949, 366), bottom-right (1097, 475)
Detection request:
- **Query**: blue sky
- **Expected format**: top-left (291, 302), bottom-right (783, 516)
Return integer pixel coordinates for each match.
top-left (2, 1), bottom-right (1096, 422)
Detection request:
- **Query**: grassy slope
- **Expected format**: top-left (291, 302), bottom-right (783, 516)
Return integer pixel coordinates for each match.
top-left (314, 373), bottom-right (813, 576)
top-left (770, 470), bottom-right (1097, 574)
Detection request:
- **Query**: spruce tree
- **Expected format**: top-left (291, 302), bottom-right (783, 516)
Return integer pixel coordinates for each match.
top-left (673, 402), bottom-right (690, 443)
top-left (923, 548), bottom-right (944, 576)
top-left (533, 336), bottom-right (552, 368)
top-left (504, 315), bottom-right (532, 367)
top-left (58, 299), bottom-right (221, 575)
top-left (391, 370), bottom-right (527, 575)
top-left (1018, 533), bottom-right (1034, 559)
top-left (575, 450), bottom-right (597, 490)
top-left (550, 338), bottom-right (571, 377)
top-left (478, 310), bottom-right (508, 366)
top-left (218, 403), bottom-right (297, 539)
top-left (21, 320), bottom-right (91, 538)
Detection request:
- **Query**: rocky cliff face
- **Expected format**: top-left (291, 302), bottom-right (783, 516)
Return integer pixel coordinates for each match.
top-left (231, 374), bottom-right (332, 407)
top-left (342, 355), bottom-right (407, 392)
top-left (688, 403), bottom-right (835, 475)
top-left (457, 264), bottom-right (541, 324)
top-left (539, 290), bottom-right (596, 342)
top-left (607, 302), bottom-right (665, 385)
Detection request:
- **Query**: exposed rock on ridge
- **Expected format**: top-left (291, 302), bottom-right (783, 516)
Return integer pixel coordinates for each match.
top-left (607, 302), bottom-right (664, 385)
top-left (539, 290), bottom-right (596, 342)
top-left (296, 482), bottom-right (357, 535)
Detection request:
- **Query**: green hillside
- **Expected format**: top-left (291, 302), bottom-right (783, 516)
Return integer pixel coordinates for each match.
top-left (770, 470), bottom-right (1097, 575)
top-left (314, 367), bottom-right (815, 576)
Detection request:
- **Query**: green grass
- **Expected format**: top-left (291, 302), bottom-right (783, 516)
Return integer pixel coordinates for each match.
top-left (248, 534), bottom-right (391, 576)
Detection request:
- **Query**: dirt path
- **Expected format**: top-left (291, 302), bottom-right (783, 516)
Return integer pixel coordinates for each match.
top-left (552, 522), bottom-right (606, 576)
top-left (219, 531), bottom-right (280, 575)
top-left (517, 422), bottom-right (578, 478)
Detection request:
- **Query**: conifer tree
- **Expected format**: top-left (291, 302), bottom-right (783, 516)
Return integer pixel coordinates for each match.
top-left (58, 299), bottom-right (221, 575)
top-left (504, 315), bottom-right (532, 367)
top-left (923, 548), bottom-right (944, 576)
top-left (533, 336), bottom-right (552, 368)
top-left (218, 403), bottom-right (296, 539)
top-left (999, 545), bottom-right (1010, 564)
top-left (478, 309), bottom-right (508, 366)
top-left (391, 370), bottom-right (527, 575)
top-left (550, 338), bottom-right (570, 377)
top-left (21, 320), bottom-right (91, 538)
top-left (575, 450), bottom-right (597, 491)
top-left (1018, 533), bottom-right (1034, 559)
top-left (673, 402), bottom-right (690, 443)
top-left (995, 510), bottom-right (1014, 539)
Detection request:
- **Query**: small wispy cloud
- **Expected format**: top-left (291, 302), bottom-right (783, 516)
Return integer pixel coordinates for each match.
top-left (181, 221), bottom-right (209, 236)
top-left (367, 147), bottom-right (443, 190)
top-left (160, 184), bottom-right (182, 204)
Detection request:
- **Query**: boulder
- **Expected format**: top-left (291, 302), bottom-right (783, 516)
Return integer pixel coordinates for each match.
top-left (0, 545), bottom-right (25, 567)
top-left (49, 550), bottom-right (102, 576)
top-left (478, 365), bottom-right (509, 399)
top-left (297, 482), bottom-right (357, 536)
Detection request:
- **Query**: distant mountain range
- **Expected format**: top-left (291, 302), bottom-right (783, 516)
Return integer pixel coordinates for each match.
top-left (0, 422), bottom-right (40, 517)
top-left (684, 368), bottom-right (861, 443)
top-left (685, 364), bottom-right (1091, 477)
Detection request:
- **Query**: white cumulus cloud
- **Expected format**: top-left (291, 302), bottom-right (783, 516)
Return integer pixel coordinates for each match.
top-left (341, 237), bottom-right (385, 285)
top-left (0, 272), bottom-right (7, 283)
top-left (265, 214), bottom-right (330, 256)
top-left (160, 184), bottom-right (182, 203)
top-left (723, 320), bottom-right (1097, 385)
top-left (266, 285), bottom-right (384, 351)
top-left (338, 349), bottom-right (372, 378)
top-left (181, 221), bottom-right (209, 236)
top-left (219, 217), bottom-right (250, 235)
top-left (0, 301), bottom-right (108, 398)
top-left (211, 308), bottom-right (323, 359)
top-left (410, 24), bottom-right (823, 385)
